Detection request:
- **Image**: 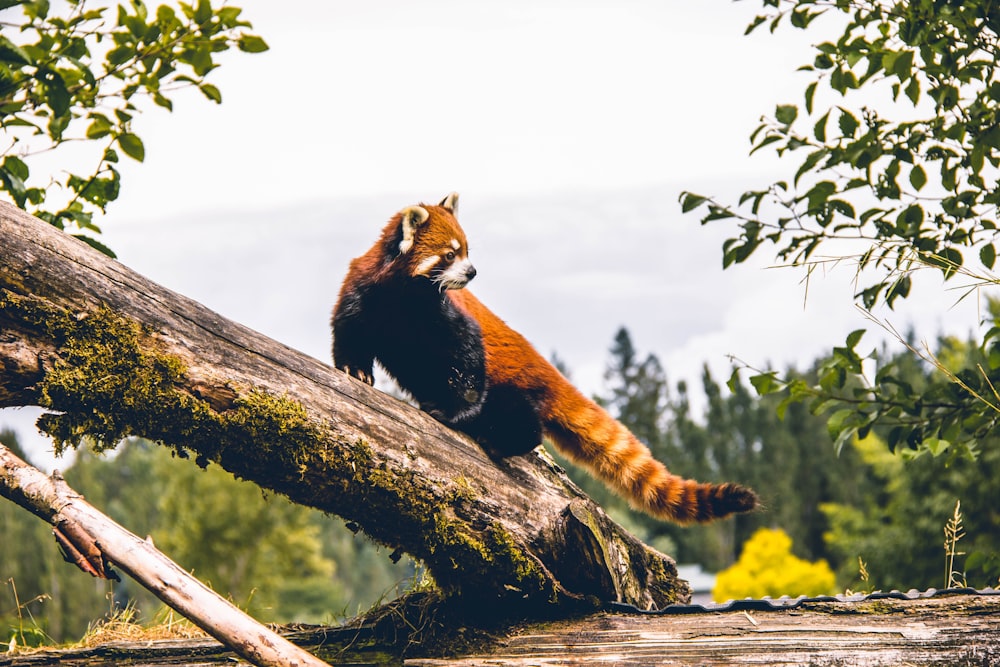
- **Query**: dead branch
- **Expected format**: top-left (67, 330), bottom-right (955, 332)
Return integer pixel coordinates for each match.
top-left (0, 443), bottom-right (330, 667)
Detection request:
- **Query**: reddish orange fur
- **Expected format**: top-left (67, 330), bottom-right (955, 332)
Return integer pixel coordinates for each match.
top-left (335, 196), bottom-right (758, 524)
top-left (448, 290), bottom-right (759, 524)
top-left (345, 205), bottom-right (470, 284)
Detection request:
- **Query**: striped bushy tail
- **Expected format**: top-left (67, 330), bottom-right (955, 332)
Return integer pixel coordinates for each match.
top-left (544, 388), bottom-right (759, 524)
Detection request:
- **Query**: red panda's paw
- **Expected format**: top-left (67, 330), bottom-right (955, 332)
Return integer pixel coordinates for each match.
top-left (340, 365), bottom-right (374, 385)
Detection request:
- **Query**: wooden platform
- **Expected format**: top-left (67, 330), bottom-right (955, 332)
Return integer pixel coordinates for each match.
top-left (3, 593), bottom-right (998, 666)
top-left (411, 593), bottom-right (1000, 666)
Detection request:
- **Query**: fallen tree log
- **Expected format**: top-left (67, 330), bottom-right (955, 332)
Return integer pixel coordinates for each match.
top-left (0, 201), bottom-right (687, 617)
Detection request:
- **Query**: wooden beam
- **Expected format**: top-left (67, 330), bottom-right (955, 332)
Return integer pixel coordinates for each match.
top-left (1, 594), bottom-right (996, 666)
top-left (411, 594), bottom-right (1000, 666)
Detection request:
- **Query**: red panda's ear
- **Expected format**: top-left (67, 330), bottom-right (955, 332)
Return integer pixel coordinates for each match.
top-left (439, 192), bottom-right (459, 216)
top-left (399, 205), bottom-right (430, 254)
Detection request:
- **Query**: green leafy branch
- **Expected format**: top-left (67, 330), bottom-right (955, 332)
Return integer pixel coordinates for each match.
top-left (685, 0), bottom-right (1000, 462)
top-left (682, 0), bottom-right (1000, 312)
top-left (733, 297), bottom-right (1000, 461)
top-left (0, 0), bottom-right (268, 255)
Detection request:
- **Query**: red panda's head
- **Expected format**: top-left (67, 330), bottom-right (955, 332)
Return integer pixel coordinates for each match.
top-left (394, 192), bottom-right (477, 290)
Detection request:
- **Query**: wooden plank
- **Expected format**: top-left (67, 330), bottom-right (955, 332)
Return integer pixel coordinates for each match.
top-left (2, 594), bottom-right (997, 666)
top-left (408, 594), bottom-right (1000, 666)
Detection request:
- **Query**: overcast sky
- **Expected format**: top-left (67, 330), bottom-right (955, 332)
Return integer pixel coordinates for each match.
top-left (97, 1), bottom-right (809, 213)
top-left (2, 1), bottom-right (984, 468)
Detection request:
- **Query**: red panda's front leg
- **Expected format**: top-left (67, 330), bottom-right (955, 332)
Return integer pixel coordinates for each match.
top-left (332, 338), bottom-right (375, 385)
top-left (339, 362), bottom-right (374, 385)
top-left (331, 293), bottom-right (376, 385)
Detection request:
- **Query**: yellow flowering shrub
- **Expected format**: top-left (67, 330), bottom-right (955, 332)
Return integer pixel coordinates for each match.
top-left (712, 528), bottom-right (837, 602)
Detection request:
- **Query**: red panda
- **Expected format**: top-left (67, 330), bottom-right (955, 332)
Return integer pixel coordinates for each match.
top-left (331, 193), bottom-right (759, 524)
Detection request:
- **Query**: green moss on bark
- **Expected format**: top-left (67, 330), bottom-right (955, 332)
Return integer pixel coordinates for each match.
top-left (33, 303), bottom-right (210, 454)
top-left (2, 291), bottom-right (556, 606)
top-left (310, 433), bottom-right (552, 602)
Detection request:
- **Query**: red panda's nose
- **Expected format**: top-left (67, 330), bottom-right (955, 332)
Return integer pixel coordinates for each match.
top-left (465, 265), bottom-right (477, 281)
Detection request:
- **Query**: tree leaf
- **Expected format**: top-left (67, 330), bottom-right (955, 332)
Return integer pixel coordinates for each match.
top-left (826, 408), bottom-right (855, 442)
top-left (152, 92), bottom-right (174, 111)
top-left (193, 0), bottom-right (212, 24)
top-left (804, 81), bottom-right (817, 114)
top-left (86, 115), bottom-right (112, 139)
top-left (813, 110), bottom-right (829, 142)
top-left (980, 243), bottom-right (996, 270)
top-left (749, 134), bottom-right (782, 156)
top-left (909, 165), bottom-right (927, 191)
top-left (828, 199), bottom-right (855, 219)
top-left (904, 76), bottom-right (920, 104)
top-left (680, 192), bottom-right (708, 213)
top-left (838, 109), bottom-right (859, 138)
top-left (892, 50), bottom-right (913, 80)
top-left (775, 104), bottom-right (798, 126)
top-left (38, 68), bottom-right (70, 117)
top-left (749, 372), bottom-right (780, 396)
top-left (845, 329), bottom-right (866, 349)
top-left (815, 53), bottom-right (834, 70)
top-left (237, 35), bottom-right (269, 53)
top-left (117, 133), bottom-right (145, 162)
top-left (3, 154), bottom-right (29, 180)
top-left (805, 180), bottom-right (836, 211)
top-left (929, 247), bottom-right (963, 279)
top-left (726, 367), bottom-right (742, 393)
top-left (744, 14), bottom-right (767, 35)
top-left (199, 83), bottom-right (222, 103)
top-left (923, 437), bottom-right (950, 457)
top-left (0, 34), bottom-right (33, 65)
top-left (156, 4), bottom-right (177, 24)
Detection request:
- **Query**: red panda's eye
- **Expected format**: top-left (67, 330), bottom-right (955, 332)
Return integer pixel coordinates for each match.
top-left (445, 251), bottom-right (456, 261)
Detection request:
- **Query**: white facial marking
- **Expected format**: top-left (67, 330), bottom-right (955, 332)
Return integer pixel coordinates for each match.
top-left (415, 254), bottom-right (441, 275)
top-left (436, 257), bottom-right (475, 290)
top-left (450, 239), bottom-right (460, 251)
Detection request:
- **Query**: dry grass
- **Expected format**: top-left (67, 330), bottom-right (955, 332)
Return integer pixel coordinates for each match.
top-left (75, 606), bottom-right (206, 648)
top-left (4, 600), bottom-right (209, 657)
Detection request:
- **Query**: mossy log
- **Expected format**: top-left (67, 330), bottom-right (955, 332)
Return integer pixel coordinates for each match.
top-left (0, 201), bottom-right (687, 615)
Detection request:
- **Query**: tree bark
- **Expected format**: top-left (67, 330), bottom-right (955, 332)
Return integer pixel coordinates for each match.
top-left (0, 201), bottom-right (688, 615)
top-left (0, 444), bottom-right (331, 667)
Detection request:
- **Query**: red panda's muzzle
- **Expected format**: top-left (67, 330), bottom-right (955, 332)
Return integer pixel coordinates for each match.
top-left (436, 259), bottom-right (477, 290)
